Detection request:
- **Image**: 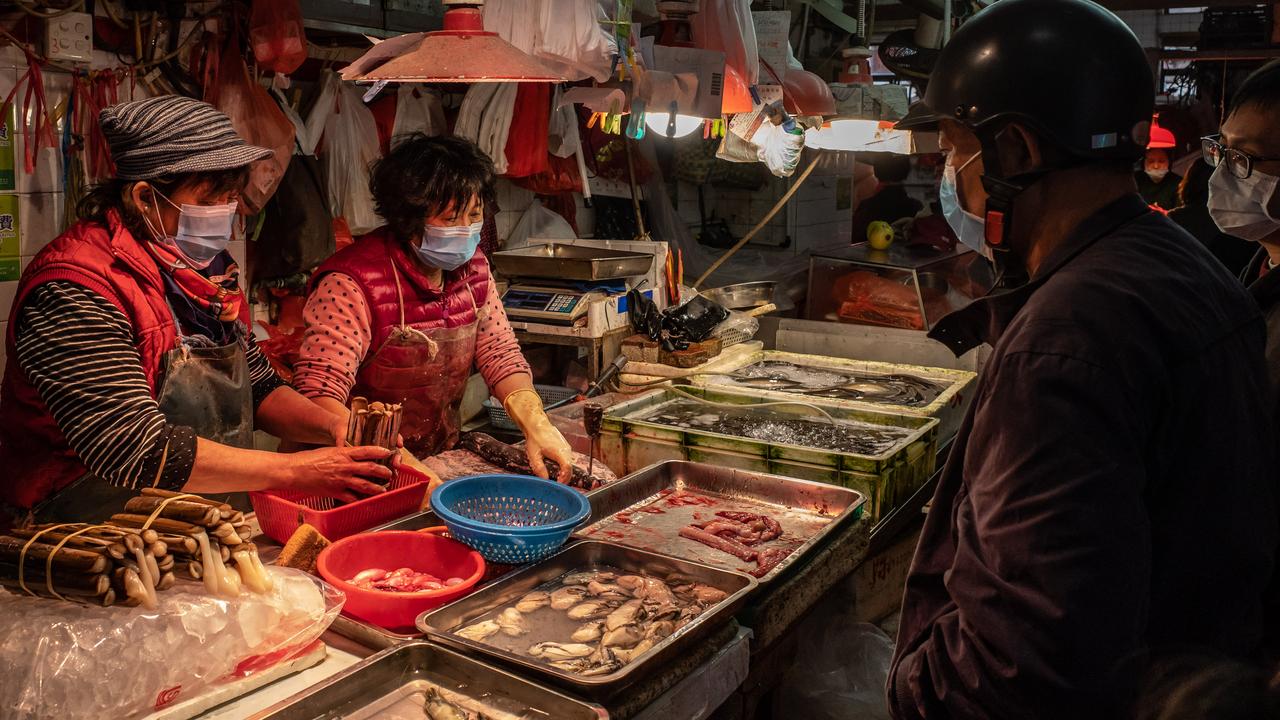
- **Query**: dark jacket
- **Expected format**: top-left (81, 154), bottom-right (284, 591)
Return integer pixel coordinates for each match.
top-left (1170, 204), bottom-right (1257, 276)
top-left (852, 184), bottom-right (923, 242)
top-left (889, 195), bottom-right (1277, 720)
top-left (1243, 249), bottom-right (1280, 401)
top-left (1134, 170), bottom-right (1181, 211)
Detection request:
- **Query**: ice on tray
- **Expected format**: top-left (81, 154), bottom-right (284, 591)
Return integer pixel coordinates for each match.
top-left (631, 399), bottom-right (915, 456)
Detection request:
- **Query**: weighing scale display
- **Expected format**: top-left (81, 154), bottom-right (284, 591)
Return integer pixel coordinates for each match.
top-left (503, 289), bottom-right (582, 315)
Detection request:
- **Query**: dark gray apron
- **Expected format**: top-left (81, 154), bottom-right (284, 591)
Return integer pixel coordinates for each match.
top-left (29, 330), bottom-right (254, 525)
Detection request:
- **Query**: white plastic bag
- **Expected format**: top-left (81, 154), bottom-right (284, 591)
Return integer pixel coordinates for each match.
top-left (391, 83), bottom-right (446, 138)
top-left (306, 72), bottom-right (382, 234)
top-left (692, 0), bottom-right (759, 88)
top-left (507, 199), bottom-right (576, 249)
top-left (0, 568), bottom-right (341, 720)
top-left (484, 0), bottom-right (615, 82)
top-left (755, 121), bottom-right (806, 178)
top-left (548, 86), bottom-right (581, 159)
top-left (773, 595), bottom-right (895, 720)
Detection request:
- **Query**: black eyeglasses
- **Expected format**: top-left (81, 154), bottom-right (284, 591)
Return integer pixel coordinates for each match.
top-left (1201, 135), bottom-right (1280, 180)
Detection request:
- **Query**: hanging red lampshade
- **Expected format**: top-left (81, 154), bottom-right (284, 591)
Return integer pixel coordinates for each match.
top-left (342, 0), bottom-right (564, 83)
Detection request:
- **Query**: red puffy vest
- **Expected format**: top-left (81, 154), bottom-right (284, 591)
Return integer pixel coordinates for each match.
top-left (0, 211), bottom-right (179, 510)
top-left (311, 227), bottom-right (491, 353)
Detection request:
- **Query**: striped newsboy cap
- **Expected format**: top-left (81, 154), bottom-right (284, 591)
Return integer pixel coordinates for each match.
top-left (99, 95), bottom-right (273, 181)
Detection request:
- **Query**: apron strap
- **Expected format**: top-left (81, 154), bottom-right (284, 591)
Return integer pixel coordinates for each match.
top-left (390, 259), bottom-right (408, 330)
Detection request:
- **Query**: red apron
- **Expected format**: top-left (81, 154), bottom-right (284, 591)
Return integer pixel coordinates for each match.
top-left (351, 262), bottom-right (478, 457)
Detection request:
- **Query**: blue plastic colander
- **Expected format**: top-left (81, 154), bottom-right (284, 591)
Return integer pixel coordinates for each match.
top-left (429, 474), bottom-right (591, 564)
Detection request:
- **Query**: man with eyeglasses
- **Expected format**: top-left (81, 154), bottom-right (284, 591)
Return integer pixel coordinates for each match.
top-left (1207, 60), bottom-right (1280, 404)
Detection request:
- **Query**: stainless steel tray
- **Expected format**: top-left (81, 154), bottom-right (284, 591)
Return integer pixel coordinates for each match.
top-left (418, 540), bottom-right (755, 699)
top-left (573, 461), bottom-right (865, 585)
top-left (492, 243), bottom-right (655, 281)
top-left (249, 641), bottom-right (606, 719)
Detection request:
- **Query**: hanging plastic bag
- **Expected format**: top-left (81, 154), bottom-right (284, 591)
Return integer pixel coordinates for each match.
top-left (533, 0), bottom-right (616, 82)
top-left (507, 199), bottom-right (576, 249)
top-left (305, 71), bottom-right (381, 234)
top-left (392, 84), bottom-right (446, 139)
top-left (204, 33), bottom-right (295, 214)
top-left (692, 0), bottom-right (759, 90)
top-left (504, 83), bottom-right (551, 178)
top-left (458, 83), bottom-right (517, 175)
top-left (548, 86), bottom-right (580, 158)
top-left (249, 0), bottom-right (307, 76)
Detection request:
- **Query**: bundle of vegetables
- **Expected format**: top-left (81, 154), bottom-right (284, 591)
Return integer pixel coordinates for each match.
top-left (107, 489), bottom-right (273, 600)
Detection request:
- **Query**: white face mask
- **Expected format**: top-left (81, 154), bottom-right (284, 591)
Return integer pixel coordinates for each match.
top-left (939, 153), bottom-right (991, 258)
top-left (1145, 168), bottom-right (1169, 183)
top-left (1207, 164), bottom-right (1280, 243)
top-left (144, 190), bottom-right (238, 269)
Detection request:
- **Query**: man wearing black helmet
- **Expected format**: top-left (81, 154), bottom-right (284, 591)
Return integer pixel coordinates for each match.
top-left (888, 0), bottom-right (1277, 718)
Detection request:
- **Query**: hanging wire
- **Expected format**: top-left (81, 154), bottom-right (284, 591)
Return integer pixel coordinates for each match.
top-left (11, 0), bottom-right (85, 20)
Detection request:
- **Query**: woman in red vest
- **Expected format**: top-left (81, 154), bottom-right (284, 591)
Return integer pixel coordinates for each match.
top-left (293, 134), bottom-right (575, 482)
top-left (0, 96), bottom-right (392, 528)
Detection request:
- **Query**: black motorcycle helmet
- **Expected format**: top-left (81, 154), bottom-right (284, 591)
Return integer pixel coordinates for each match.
top-left (898, 0), bottom-right (1154, 282)
top-left (898, 0), bottom-right (1154, 161)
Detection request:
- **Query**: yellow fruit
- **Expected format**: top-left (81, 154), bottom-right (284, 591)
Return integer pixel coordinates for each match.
top-left (867, 220), bottom-right (894, 250)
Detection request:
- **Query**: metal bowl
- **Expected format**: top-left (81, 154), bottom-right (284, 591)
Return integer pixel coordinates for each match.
top-left (700, 281), bottom-right (777, 311)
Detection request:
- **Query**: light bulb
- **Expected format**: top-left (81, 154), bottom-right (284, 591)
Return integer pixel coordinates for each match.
top-left (644, 112), bottom-right (704, 139)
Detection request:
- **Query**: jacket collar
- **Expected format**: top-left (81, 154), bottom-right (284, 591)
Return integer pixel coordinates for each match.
top-left (928, 194), bottom-right (1153, 356)
top-left (104, 208), bottom-right (165, 292)
top-left (1245, 247), bottom-right (1280, 311)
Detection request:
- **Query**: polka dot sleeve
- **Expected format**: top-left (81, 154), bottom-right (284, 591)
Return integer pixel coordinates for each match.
top-left (474, 272), bottom-right (533, 387)
top-left (293, 272), bottom-right (373, 403)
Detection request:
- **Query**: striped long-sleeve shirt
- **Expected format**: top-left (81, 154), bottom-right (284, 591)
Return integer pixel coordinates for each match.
top-left (13, 281), bottom-right (286, 492)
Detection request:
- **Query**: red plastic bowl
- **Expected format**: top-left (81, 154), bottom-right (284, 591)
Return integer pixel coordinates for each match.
top-left (317, 530), bottom-right (485, 631)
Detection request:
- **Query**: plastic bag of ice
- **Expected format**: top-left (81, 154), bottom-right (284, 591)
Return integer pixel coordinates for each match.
top-left (0, 567), bottom-right (342, 720)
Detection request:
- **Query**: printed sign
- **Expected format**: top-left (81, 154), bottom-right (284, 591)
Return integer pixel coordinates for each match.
top-left (0, 193), bottom-right (18, 281)
top-left (0, 104), bottom-right (16, 192)
top-left (753, 11), bottom-right (792, 80)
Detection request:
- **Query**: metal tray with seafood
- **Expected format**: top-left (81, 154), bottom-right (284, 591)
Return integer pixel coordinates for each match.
top-left (573, 461), bottom-right (865, 584)
top-left (684, 349), bottom-right (976, 440)
top-left (249, 641), bottom-right (606, 719)
top-left (417, 540), bottom-right (754, 698)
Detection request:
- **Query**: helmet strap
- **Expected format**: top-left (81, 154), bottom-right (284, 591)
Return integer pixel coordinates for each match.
top-left (974, 125), bottom-right (1056, 288)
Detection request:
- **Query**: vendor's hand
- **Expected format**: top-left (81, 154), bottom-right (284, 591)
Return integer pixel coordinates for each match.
top-left (287, 445), bottom-right (393, 502)
top-left (328, 409), bottom-right (351, 447)
top-left (525, 424), bottom-right (576, 484)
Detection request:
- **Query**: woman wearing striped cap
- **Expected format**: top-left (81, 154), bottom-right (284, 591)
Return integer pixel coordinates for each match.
top-left (0, 95), bottom-right (391, 529)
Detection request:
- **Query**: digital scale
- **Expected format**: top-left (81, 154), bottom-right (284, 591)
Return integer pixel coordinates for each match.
top-left (493, 240), bottom-right (664, 331)
top-left (501, 284), bottom-right (608, 325)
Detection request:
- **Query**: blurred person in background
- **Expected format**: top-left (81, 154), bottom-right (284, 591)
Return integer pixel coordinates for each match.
top-left (1136, 119), bottom-right (1182, 211)
top-left (851, 154), bottom-right (923, 243)
top-left (1169, 158), bottom-right (1256, 275)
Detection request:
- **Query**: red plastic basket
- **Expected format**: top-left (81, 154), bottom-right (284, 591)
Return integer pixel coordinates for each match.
top-left (250, 466), bottom-right (431, 544)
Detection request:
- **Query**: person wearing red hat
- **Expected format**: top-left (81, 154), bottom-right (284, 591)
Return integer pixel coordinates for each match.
top-left (1136, 119), bottom-right (1182, 210)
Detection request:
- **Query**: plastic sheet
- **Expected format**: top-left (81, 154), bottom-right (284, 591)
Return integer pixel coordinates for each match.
top-left (0, 567), bottom-right (342, 720)
top-left (773, 595), bottom-right (893, 720)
